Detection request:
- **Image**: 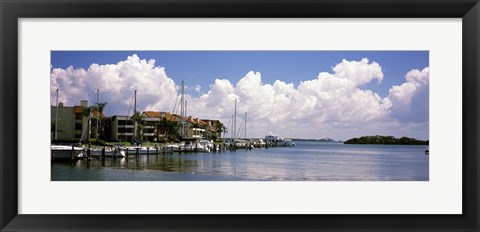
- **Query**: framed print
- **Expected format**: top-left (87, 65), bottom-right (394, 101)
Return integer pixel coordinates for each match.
top-left (1, 0), bottom-right (479, 231)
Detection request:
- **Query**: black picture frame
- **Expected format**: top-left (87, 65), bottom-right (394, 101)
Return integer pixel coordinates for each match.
top-left (1, 0), bottom-right (479, 231)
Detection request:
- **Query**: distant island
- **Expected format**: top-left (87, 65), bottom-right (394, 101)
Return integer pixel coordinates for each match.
top-left (344, 135), bottom-right (428, 145)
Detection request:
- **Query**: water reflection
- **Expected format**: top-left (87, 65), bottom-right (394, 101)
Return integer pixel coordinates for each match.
top-left (53, 142), bottom-right (429, 181)
top-left (72, 154), bottom-right (232, 175)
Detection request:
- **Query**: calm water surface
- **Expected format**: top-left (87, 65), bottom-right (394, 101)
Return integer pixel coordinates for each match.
top-left (51, 141), bottom-right (429, 181)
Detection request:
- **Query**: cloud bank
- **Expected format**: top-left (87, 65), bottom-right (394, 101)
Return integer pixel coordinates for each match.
top-left (51, 55), bottom-right (429, 140)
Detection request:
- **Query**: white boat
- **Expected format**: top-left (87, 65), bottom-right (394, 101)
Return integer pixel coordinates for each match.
top-left (162, 144), bottom-right (180, 151)
top-left (265, 134), bottom-right (282, 143)
top-left (283, 139), bottom-right (295, 147)
top-left (89, 147), bottom-right (126, 157)
top-left (173, 141), bottom-right (210, 153)
top-left (126, 146), bottom-right (157, 155)
top-left (264, 134), bottom-right (295, 146)
top-left (51, 145), bottom-right (84, 160)
top-left (199, 139), bottom-right (214, 150)
top-left (252, 138), bottom-right (266, 147)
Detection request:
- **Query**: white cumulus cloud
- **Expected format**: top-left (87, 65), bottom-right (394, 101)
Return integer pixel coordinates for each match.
top-left (332, 58), bottom-right (383, 85)
top-left (51, 54), bottom-right (178, 115)
top-left (187, 59), bottom-right (392, 139)
top-left (387, 67), bottom-right (429, 123)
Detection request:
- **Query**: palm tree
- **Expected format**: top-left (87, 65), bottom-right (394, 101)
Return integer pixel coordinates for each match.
top-left (158, 117), bottom-right (179, 142)
top-left (216, 122), bottom-right (227, 141)
top-left (131, 111), bottom-right (145, 142)
top-left (81, 102), bottom-right (107, 143)
top-left (82, 106), bottom-right (93, 142)
top-left (94, 102), bottom-right (107, 142)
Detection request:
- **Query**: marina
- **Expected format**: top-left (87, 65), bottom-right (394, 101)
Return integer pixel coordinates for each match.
top-left (50, 135), bottom-right (295, 161)
top-left (51, 141), bottom-right (429, 181)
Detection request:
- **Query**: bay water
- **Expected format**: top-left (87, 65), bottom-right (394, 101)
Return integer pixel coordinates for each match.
top-left (51, 141), bottom-right (429, 181)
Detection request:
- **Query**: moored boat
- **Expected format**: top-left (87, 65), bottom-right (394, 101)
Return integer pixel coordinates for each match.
top-left (51, 145), bottom-right (84, 160)
top-left (89, 147), bottom-right (126, 157)
top-left (264, 134), bottom-right (294, 147)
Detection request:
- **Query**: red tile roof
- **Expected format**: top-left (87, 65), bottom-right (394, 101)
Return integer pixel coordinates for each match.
top-left (74, 106), bottom-right (84, 114)
top-left (143, 111), bottom-right (174, 121)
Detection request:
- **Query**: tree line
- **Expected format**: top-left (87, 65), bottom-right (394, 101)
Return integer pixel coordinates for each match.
top-left (344, 135), bottom-right (428, 145)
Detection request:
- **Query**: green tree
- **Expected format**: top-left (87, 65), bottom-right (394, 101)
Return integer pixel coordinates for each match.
top-left (82, 102), bottom-right (108, 143)
top-left (81, 106), bottom-right (93, 142)
top-left (94, 102), bottom-right (107, 142)
top-left (215, 122), bottom-right (227, 141)
top-left (131, 111), bottom-right (145, 141)
top-left (158, 118), bottom-right (179, 142)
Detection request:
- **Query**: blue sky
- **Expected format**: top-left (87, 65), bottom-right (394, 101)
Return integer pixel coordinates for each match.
top-left (51, 51), bottom-right (429, 140)
top-left (51, 51), bottom-right (428, 99)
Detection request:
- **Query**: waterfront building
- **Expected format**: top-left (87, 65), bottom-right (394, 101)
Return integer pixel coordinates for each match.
top-left (171, 114), bottom-right (206, 139)
top-left (51, 100), bottom-right (96, 142)
top-left (51, 103), bottom-right (76, 141)
top-left (141, 111), bottom-right (173, 142)
top-left (110, 115), bottom-right (134, 142)
top-left (53, 103), bottom-right (223, 143)
top-left (201, 119), bottom-right (222, 140)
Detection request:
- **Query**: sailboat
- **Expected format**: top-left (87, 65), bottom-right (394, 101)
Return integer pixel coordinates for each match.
top-left (50, 89), bottom-right (84, 160)
top-left (124, 89), bottom-right (155, 154)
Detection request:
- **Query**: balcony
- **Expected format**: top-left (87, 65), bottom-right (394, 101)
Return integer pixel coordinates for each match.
top-left (143, 133), bottom-right (156, 137)
top-left (117, 125), bottom-right (134, 128)
top-left (118, 132), bottom-right (134, 136)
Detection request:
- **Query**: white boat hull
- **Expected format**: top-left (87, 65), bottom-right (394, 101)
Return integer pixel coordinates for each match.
top-left (51, 145), bottom-right (83, 160)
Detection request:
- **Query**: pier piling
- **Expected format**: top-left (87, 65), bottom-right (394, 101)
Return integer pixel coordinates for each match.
top-left (87, 144), bottom-right (92, 161)
top-left (101, 147), bottom-right (106, 162)
top-left (70, 144), bottom-right (75, 162)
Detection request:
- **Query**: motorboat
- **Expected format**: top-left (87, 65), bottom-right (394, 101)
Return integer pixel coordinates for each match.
top-left (51, 145), bottom-right (84, 160)
top-left (126, 146), bottom-right (157, 155)
top-left (174, 141), bottom-right (210, 153)
top-left (264, 134), bottom-right (294, 146)
top-left (283, 139), bottom-right (295, 147)
top-left (89, 147), bottom-right (126, 157)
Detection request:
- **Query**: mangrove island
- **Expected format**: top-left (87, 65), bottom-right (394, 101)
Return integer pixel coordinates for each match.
top-left (344, 135), bottom-right (428, 145)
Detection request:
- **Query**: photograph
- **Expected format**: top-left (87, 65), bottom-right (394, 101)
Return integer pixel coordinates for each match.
top-left (50, 51), bottom-right (430, 181)
top-left (2, 0), bottom-right (479, 230)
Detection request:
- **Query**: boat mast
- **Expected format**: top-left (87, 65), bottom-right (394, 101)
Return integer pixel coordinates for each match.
top-left (134, 89), bottom-right (137, 114)
top-left (134, 89), bottom-right (137, 140)
top-left (96, 89), bottom-right (99, 141)
top-left (54, 88), bottom-right (59, 142)
top-left (244, 112), bottom-right (247, 140)
top-left (180, 81), bottom-right (185, 138)
top-left (233, 99), bottom-right (237, 141)
top-left (230, 114), bottom-right (234, 140)
top-left (180, 81), bottom-right (184, 117)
